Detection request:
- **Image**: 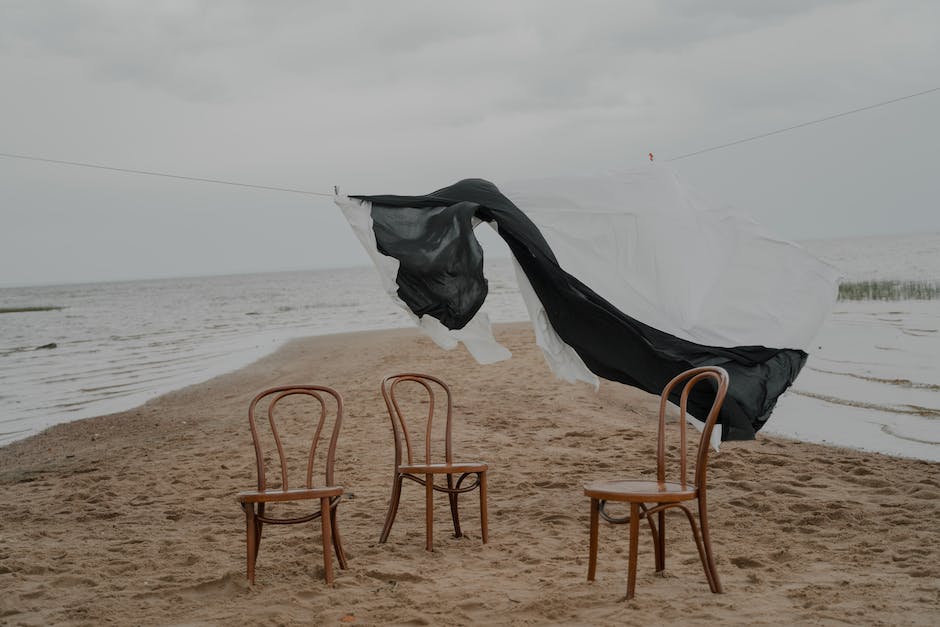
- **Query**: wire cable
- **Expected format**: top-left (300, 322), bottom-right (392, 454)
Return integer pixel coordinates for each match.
top-left (667, 86), bottom-right (940, 161)
top-left (0, 151), bottom-right (334, 197)
top-left (3, 86), bottom-right (938, 189)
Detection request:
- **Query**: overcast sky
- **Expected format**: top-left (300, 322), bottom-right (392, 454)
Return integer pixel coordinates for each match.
top-left (1, 0), bottom-right (938, 287)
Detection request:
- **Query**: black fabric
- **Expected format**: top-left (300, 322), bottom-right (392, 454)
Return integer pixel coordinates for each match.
top-left (370, 202), bottom-right (486, 329)
top-left (355, 179), bottom-right (807, 440)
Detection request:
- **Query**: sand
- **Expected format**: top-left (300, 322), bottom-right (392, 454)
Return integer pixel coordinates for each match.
top-left (1, 324), bottom-right (938, 626)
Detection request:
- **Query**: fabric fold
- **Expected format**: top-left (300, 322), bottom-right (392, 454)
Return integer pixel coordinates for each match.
top-left (337, 166), bottom-right (838, 440)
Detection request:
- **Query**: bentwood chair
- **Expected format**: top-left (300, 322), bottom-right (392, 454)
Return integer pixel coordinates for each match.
top-left (236, 385), bottom-right (347, 584)
top-left (378, 373), bottom-right (489, 551)
top-left (584, 366), bottom-right (730, 599)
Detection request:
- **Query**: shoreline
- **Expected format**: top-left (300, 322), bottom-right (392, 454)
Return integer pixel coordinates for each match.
top-left (5, 320), bottom-right (937, 464)
top-left (2, 324), bottom-right (938, 624)
top-left (0, 321), bottom-right (420, 448)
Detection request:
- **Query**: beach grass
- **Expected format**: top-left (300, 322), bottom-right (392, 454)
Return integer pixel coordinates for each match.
top-left (0, 305), bottom-right (64, 314)
top-left (838, 279), bottom-right (940, 301)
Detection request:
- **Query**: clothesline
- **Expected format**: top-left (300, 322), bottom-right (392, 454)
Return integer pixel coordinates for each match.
top-left (0, 152), bottom-right (334, 197)
top-left (2, 85), bottom-right (937, 196)
top-left (665, 86), bottom-right (940, 161)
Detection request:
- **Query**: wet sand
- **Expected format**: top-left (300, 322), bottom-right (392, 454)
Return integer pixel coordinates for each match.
top-left (1, 324), bottom-right (938, 625)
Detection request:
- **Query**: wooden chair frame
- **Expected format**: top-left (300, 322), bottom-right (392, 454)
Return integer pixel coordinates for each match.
top-left (584, 366), bottom-right (729, 599)
top-left (236, 385), bottom-right (347, 584)
top-left (378, 373), bottom-right (488, 551)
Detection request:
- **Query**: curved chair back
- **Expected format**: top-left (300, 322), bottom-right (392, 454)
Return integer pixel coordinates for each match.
top-left (381, 373), bottom-right (454, 469)
top-left (246, 385), bottom-right (343, 491)
top-left (656, 367), bottom-right (729, 490)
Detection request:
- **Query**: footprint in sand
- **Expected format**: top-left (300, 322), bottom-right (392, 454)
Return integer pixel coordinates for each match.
top-left (906, 487), bottom-right (940, 499)
top-left (844, 475), bottom-right (892, 489)
top-left (774, 485), bottom-right (807, 497)
top-left (364, 569), bottom-right (428, 584)
top-left (51, 575), bottom-right (98, 588)
top-left (532, 480), bottom-right (569, 489)
top-left (176, 572), bottom-right (247, 599)
top-left (787, 502), bottom-right (817, 513)
top-left (769, 549), bottom-right (794, 563)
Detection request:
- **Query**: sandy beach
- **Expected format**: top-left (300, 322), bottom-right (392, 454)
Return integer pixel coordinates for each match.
top-left (1, 323), bottom-right (938, 626)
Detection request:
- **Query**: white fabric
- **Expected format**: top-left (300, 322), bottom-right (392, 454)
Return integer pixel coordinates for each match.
top-left (334, 169), bottom-right (840, 450)
top-left (502, 165), bottom-right (840, 351)
top-left (504, 231), bottom-right (598, 387)
top-left (334, 192), bottom-right (511, 364)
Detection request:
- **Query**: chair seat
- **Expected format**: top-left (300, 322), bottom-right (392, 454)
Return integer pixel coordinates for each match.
top-left (236, 485), bottom-right (344, 503)
top-left (399, 462), bottom-right (487, 474)
top-left (584, 479), bottom-right (697, 503)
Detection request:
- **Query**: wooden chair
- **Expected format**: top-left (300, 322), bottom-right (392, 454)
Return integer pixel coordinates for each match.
top-left (378, 373), bottom-right (489, 551)
top-left (584, 366), bottom-right (730, 599)
top-left (236, 385), bottom-right (347, 584)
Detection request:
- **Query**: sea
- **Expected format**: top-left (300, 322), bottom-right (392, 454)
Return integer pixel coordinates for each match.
top-left (2, 232), bottom-right (939, 461)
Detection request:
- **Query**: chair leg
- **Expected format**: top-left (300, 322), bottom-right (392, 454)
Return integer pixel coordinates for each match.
top-left (681, 505), bottom-right (716, 593)
top-left (425, 473), bottom-right (434, 552)
top-left (256, 503), bottom-right (265, 562)
top-left (379, 474), bottom-right (403, 543)
top-left (245, 504), bottom-right (257, 585)
top-left (640, 504), bottom-right (661, 572)
top-left (479, 471), bottom-right (488, 544)
top-left (698, 495), bottom-right (722, 593)
top-left (587, 498), bottom-right (599, 582)
top-left (626, 502), bottom-right (640, 600)
top-left (320, 497), bottom-right (334, 584)
top-left (446, 474), bottom-right (462, 538)
top-left (330, 500), bottom-right (348, 570)
top-left (657, 509), bottom-right (666, 572)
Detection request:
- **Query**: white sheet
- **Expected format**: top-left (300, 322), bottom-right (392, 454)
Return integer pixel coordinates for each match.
top-left (502, 165), bottom-right (840, 352)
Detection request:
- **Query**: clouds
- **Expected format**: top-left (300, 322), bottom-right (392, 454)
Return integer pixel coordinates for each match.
top-left (1, 1), bottom-right (938, 286)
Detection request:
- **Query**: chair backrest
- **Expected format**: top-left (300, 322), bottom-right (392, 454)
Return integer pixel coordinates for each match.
top-left (381, 373), bottom-right (454, 468)
top-left (246, 385), bottom-right (343, 491)
top-left (656, 367), bottom-right (729, 489)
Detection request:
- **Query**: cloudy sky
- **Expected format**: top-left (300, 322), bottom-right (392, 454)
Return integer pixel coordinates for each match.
top-left (1, 0), bottom-right (938, 287)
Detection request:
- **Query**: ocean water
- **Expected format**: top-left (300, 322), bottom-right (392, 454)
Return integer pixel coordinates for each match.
top-left (771, 232), bottom-right (940, 461)
top-left (0, 260), bottom-right (528, 446)
top-left (1, 233), bottom-right (938, 460)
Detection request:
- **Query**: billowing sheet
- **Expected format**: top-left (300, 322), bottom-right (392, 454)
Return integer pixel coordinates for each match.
top-left (336, 166), bottom-right (839, 440)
